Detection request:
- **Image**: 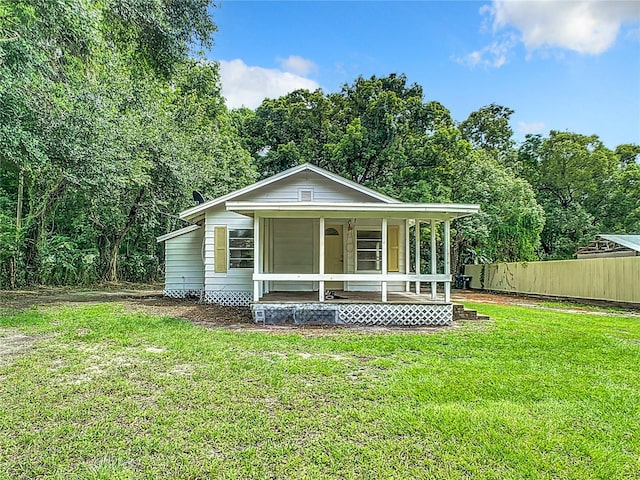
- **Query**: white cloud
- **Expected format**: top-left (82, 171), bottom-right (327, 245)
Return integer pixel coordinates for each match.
top-left (458, 1), bottom-right (640, 68)
top-left (491, 0), bottom-right (640, 55)
top-left (454, 35), bottom-right (516, 67)
top-left (518, 121), bottom-right (545, 135)
top-left (277, 55), bottom-right (318, 76)
top-left (219, 59), bottom-right (320, 109)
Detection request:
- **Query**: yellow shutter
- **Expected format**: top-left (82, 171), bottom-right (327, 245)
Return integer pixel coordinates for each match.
top-left (387, 225), bottom-right (399, 272)
top-left (214, 226), bottom-right (227, 273)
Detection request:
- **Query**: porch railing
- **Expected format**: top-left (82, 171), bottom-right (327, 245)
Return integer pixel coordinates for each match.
top-left (252, 273), bottom-right (452, 303)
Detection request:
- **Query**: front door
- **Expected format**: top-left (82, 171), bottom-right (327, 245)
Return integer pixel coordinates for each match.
top-left (324, 224), bottom-right (343, 289)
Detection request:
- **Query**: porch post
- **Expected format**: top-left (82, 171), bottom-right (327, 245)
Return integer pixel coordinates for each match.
top-left (444, 219), bottom-right (451, 303)
top-left (319, 216), bottom-right (325, 302)
top-left (414, 220), bottom-right (421, 294)
top-left (381, 217), bottom-right (388, 302)
top-left (430, 219), bottom-right (437, 300)
top-left (253, 213), bottom-right (260, 302)
top-left (405, 220), bottom-right (411, 292)
top-left (264, 218), bottom-right (270, 294)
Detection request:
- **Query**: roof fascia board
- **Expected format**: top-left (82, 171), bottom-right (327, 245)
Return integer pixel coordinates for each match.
top-left (226, 201), bottom-right (480, 220)
top-left (227, 200), bottom-right (480, 213)
top-left (156, 224), bottom-right (200, 243)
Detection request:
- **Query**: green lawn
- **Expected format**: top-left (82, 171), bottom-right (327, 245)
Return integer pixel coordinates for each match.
top-left (1, 302), bottom-right (638, 479)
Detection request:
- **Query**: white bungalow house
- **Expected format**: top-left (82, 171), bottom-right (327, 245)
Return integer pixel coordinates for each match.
top-left (157, 163), bottom-right (479, 325)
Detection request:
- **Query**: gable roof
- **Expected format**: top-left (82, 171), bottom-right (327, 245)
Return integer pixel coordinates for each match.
top-left (179, 163), bottom-right (400, 222)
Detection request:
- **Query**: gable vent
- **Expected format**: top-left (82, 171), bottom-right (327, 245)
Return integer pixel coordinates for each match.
top-left (298, 188), bottom-right (313, 201)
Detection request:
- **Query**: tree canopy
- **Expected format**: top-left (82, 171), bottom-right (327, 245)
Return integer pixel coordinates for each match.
top-left (0, 0), bottom-right (254, 286)
top-left (1, 4), bottom-right (638, 287)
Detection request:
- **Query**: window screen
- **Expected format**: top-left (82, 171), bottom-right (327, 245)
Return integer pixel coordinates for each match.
top-left (229, 229), bottom-right (254, 268)
top-left (356, 230), bottom-right (381, 271)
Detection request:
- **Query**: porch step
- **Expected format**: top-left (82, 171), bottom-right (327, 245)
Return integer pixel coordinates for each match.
top-left (453, 304), bottom-right (490, 322)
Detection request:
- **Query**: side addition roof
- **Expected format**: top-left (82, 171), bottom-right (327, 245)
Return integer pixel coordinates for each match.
top-left (156, 224), bottom-right (200, 243)
top-left (179, 163), bottom-right (400, 222)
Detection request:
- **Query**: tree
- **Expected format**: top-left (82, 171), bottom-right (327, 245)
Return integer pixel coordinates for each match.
top-left (450, 150), bottom-right (545, 272)
top-left (460, 103), bottom-right (515, 166)
top-left (521, 131), bottom-right (619, 258)
top-left (239, 74), bottom-right (546, 271)
top-left (0, 0), bottom-right (255, 286)
top-left (328, 74), bottom-right (427, 187)
top-left (242, 89), bottom-right (333, 177)
top-left (601, 144), bottom-right (640, 233)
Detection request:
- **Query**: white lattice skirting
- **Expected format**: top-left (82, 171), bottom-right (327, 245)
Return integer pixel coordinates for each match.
top-left (164, 289), bottom-right (202, 299)
top-left (339, 303), bottom-right (452, 326)
top-left (201, 290), bottom-right (253, 307)
top-left (252, 303), bottom-right (452, 326)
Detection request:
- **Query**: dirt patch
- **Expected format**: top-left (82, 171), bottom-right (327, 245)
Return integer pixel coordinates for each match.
top-left (0, 331), bottom-right (41, 363)
top-left (452, 290), bottom-right (640, 316)
top-left (0, 284), bottom-right (163, 311)
top-left (130, 297), bottom-right (455, 334)
top-left (122, 296), bottom-right (254, 326)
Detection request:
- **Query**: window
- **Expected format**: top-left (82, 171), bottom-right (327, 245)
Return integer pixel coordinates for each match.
top-left (355, 227), bottom-right (400, 272)
top-left (356, 230), bottom-right (382, 271)
top-left (229, 229), bottom-right (254, 268)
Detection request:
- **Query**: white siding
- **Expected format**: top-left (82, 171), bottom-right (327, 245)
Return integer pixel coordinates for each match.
top-left (202, 205), bottom-right (409, 295)
top-left (266, 217), bottom-right (408, 293)
top-left (234, 170), bottom-right (380, 203)
top-left (204, 207), bottom-right (254, 293)
top-left (164, 227), bottom-right (204, 293)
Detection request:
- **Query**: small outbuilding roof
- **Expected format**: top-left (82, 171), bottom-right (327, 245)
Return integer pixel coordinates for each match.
top-left (576, 234), bottom-right (640, 257)
top-left (598, 235), bottom-right (640, 252)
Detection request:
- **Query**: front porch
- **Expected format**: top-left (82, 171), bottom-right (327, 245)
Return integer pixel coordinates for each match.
top-left (235, 206), bottom-right (461, 304)
top-left (223, 201), bottom-right (480, 325)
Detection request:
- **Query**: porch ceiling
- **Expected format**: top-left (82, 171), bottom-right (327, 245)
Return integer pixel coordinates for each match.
top-left (226, 201), bottom-right (480, 221)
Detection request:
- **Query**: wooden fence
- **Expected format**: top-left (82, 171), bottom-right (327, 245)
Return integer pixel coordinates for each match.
top-left (464, 256), bottom-right (640, 304)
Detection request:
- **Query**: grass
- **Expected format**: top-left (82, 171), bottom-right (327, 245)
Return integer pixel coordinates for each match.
top-left (1, 302), bottom-right (639, 479)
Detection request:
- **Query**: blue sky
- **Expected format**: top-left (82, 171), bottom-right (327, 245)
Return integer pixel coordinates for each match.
top-left (207, 1), bottom-right (640, 148)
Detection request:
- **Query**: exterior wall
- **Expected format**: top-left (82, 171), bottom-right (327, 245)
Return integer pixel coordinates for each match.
top-left (267, 217), bottom-right (408, 293)
top-left (464, 256), bottom-right (640, 304)
top-left (234, 170), bottom-right (379, 203)
top-left (203, 206), bottom-right (254, 305)
top-left (164, 227), bottom-right (204, 297)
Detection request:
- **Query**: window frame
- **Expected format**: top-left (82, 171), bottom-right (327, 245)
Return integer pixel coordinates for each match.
top-left (228, 228), bottom-right (254, 269)
top-left (355, 228), bottom-right (382, 272)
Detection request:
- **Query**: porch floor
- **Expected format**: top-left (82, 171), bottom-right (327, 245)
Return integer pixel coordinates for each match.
top-left (258, 290), bottom-right (447, 304)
